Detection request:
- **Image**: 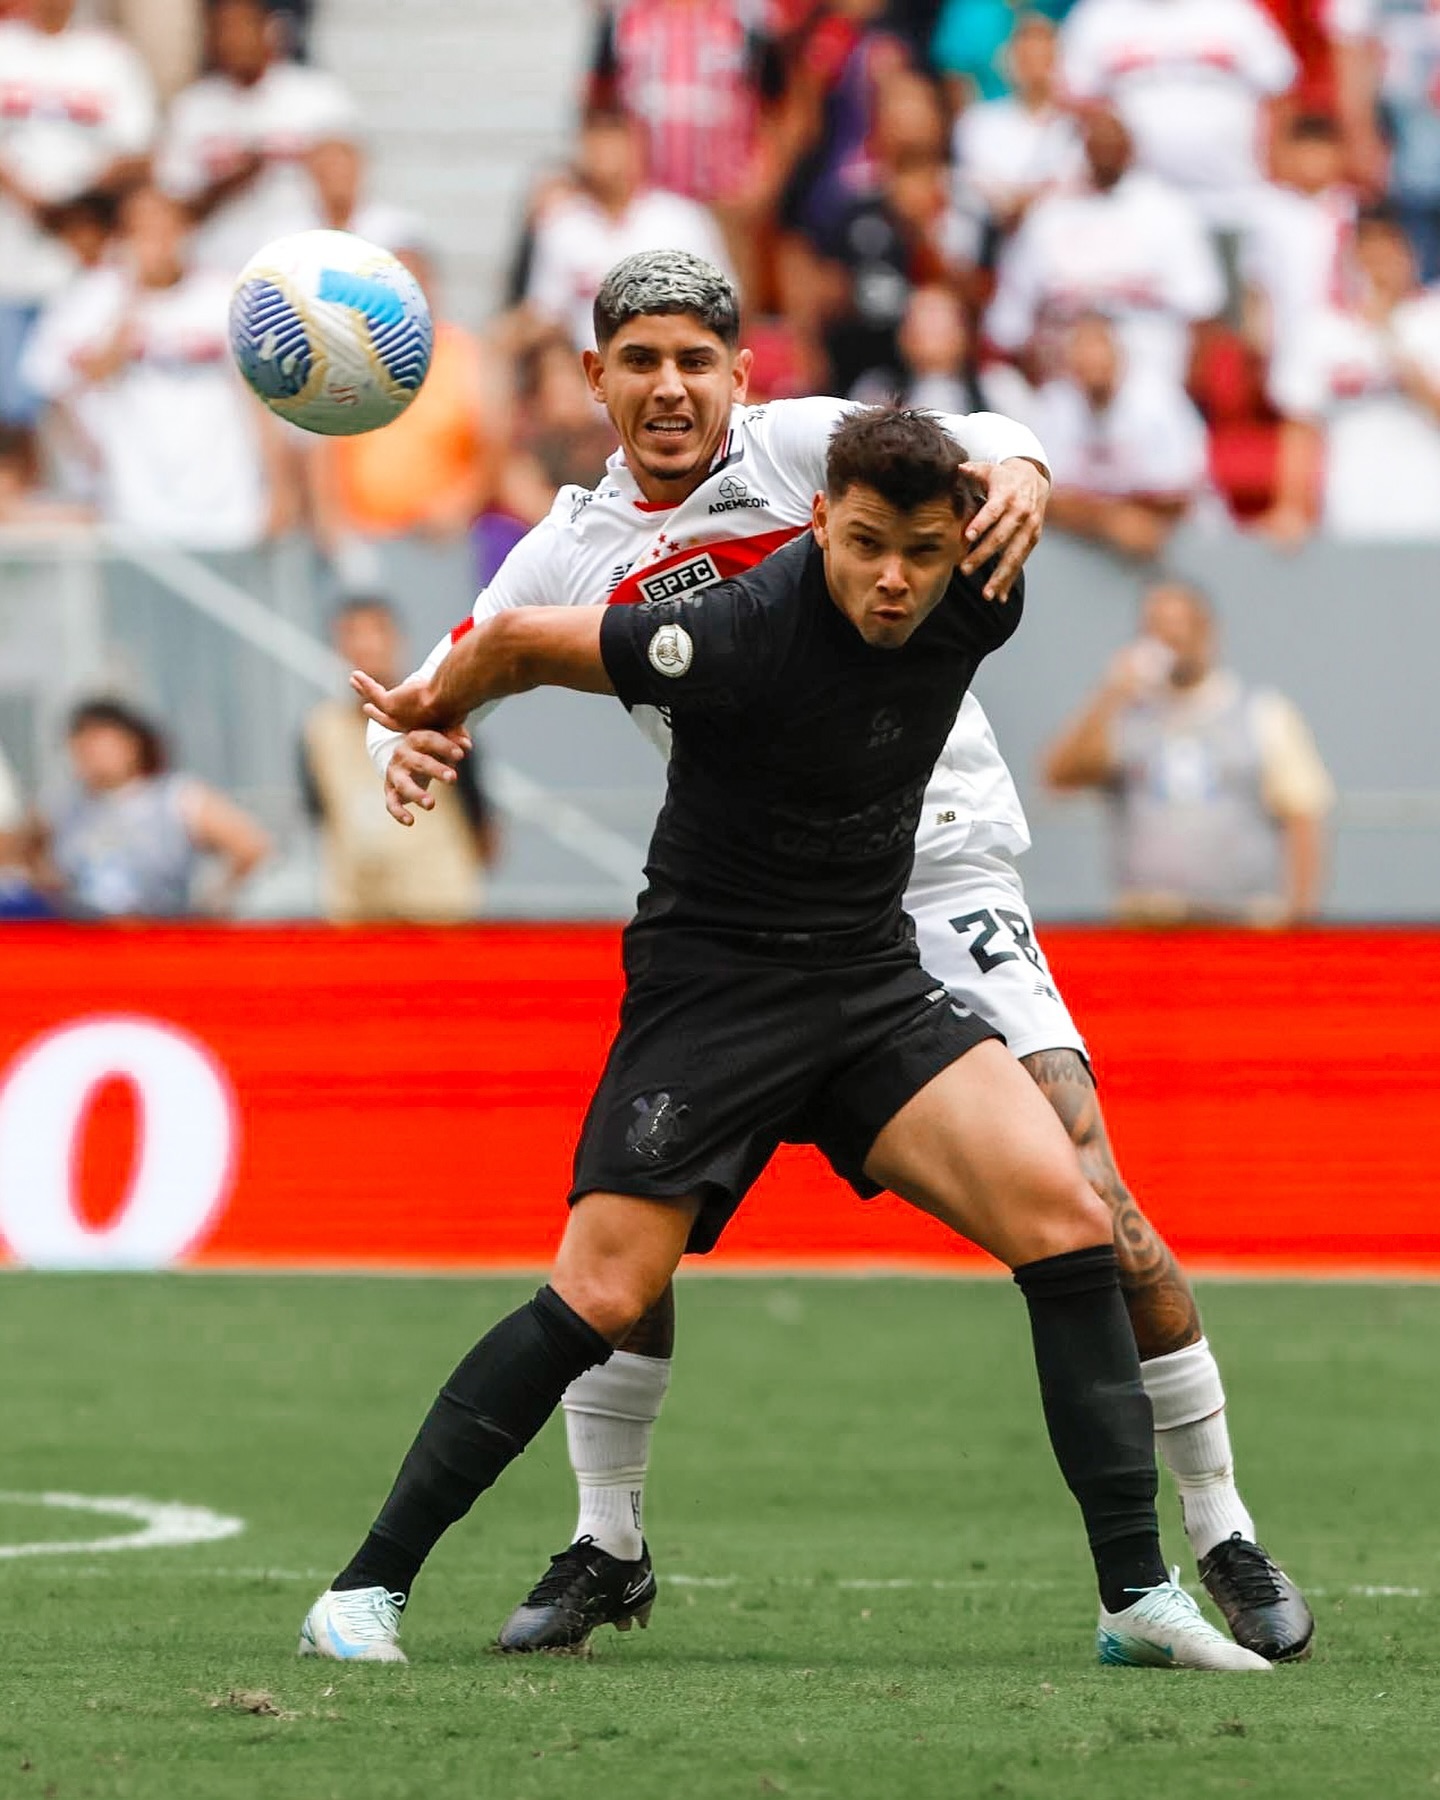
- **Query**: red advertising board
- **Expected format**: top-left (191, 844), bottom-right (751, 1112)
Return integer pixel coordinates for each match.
top-left (0, 925), bottom-right (1436, 1274)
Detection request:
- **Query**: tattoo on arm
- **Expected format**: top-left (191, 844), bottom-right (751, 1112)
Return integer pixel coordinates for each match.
top-left (1021, 1049), bottom-right (1203, 1361)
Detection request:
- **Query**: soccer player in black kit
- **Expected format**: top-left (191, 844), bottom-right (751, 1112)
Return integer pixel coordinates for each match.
top-left (301, 408), bottom-right (1270, 1672)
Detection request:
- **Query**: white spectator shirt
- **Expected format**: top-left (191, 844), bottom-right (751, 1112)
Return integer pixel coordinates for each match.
top-left (22, 264), bottom-right (269, 549)
top-left (524, 187), bottom-right (736, 351)
top-left (1241, 181), bottom-right (1357, 348)
top-left (1269, 293), bottom-right (1440, 539)
top-left (986, 169), bottom-right (1225, 387)
top-left (368, 396), bottom-right (1051, 868)
top-left (1032, 366), bottom-right (1209, 498)
top-left (157, 62), bottom-right (358, 275)
top-left (1061, 0), bottom-right (1297, 227)
top-left (0, 20), bottom-right (157, 302)
top-left (296, 199), bottom-right (429, 257)
top-left (0, 738), bottom-right (20, 833)
top-left (951, 97), bottom-right (1083, 219)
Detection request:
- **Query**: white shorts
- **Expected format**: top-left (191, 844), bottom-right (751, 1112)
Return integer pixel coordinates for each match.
top-left (904, 852), bottom-right (1088, 1063)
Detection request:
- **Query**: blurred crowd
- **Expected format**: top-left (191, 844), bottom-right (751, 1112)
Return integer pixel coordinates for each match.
top-left (1, 0), bottom-right (1405, 919)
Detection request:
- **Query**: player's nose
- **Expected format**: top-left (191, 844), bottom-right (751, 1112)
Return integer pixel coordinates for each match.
top-left (876, 556), bottom-right (908, 596)
top-left (652, 359), bottom-right (686, 401)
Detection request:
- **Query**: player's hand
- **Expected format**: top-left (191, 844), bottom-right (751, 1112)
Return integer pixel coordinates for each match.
top-left (958, 458), bottom-right (1050, 601)
top-left (353, 670), bottom-right (450, 735)
top-left (380, 727), bottom-right (473, 827)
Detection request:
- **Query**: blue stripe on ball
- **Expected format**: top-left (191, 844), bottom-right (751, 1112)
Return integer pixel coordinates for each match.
top-left (230, 279), bottom-right (313, 400)
top-left (317, 269), bottom-right (407, 327)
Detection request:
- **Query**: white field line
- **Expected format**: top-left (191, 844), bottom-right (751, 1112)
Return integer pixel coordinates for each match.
top-left (0, 1490), bottom-right (244, 1560)
top-left (0, 1546), bottom-right (1425, 1605)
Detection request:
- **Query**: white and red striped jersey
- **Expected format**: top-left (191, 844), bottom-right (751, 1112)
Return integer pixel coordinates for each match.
top-left (609, 0), bottom-right (770, 205)
top-left (369, 395), bottom-right (1048, 871)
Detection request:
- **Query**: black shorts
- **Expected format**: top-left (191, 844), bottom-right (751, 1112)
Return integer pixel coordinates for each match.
top-left (568, 935), bottom-right (1002, 1254)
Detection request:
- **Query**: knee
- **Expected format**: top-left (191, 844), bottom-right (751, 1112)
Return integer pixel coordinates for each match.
top-left (1008, 1163), bottom-right (1113, 1267)
top-left (552, 1262), bottom-right (663, 1346)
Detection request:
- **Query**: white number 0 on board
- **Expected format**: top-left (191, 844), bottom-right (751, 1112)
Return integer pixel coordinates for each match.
top-left (0, 1018), bottom-right (236, 1269)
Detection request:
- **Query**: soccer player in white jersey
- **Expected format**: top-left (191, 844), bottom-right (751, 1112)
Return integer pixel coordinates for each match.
top-left (368, 250), bottom-right (1313, 1665)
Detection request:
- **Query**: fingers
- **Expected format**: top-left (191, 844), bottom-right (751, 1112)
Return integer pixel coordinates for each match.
top-left (404, 729), bottom-right (468, 766)
top-left (981, 515), bottom-right (1040, 601)
top-left (362, 701), bottom-right (406, 732)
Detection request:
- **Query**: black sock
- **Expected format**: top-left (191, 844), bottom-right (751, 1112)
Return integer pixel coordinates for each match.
top-left (1012, 1245), bottom-right (1166, 1614)
top-left (333, 1285), bottom-right (611, 1597)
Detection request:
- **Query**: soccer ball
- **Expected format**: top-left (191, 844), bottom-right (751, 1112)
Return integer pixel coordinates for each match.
top-left (229, 230), bottom-right (434, 436)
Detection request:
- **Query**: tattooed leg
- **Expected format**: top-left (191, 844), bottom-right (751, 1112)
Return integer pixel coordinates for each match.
top-left (616, 1280), bottom-right (676, 1359)
top-left (1021, 1049), bottom-right (1201, 1361)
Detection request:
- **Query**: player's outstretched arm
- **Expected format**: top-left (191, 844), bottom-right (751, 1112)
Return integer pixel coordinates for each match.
top-left (354, 608), bottom-right (613, 740)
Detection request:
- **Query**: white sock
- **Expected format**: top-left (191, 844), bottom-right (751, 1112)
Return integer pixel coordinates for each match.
top-left (1142, 1337), bottom-right (1257, 1560)
top-left (561, 1350), bottom-right (671, 1562)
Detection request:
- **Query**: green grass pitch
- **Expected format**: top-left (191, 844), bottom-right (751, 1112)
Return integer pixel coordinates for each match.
top-left (0, 1273), bottom-right (1436, 1799)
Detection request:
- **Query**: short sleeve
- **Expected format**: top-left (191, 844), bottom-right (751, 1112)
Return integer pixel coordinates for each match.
top-left (1238, 1), bottom-right (1300, 94)
top-left (985, 212), bottom-right (1044, 351)
top-left (0, 742), bottom-right (21, 832)
top-left (935, 407), bottom-right (1049, 471)
top-left (107, 40), bottom-right (159, 156)
top-left (155, 88), bottom-right (210, 200)
top-left (1135, 383), bottom-right (1208, 493)
top-left (599, 583), bottom-right (777, 715)
top-left (1156, 193), bottom-right (1227, 323)
top-left (1058, 1), bottom-right (1110, 101)
top-left (1251, 692), bottom-right (1335, 818)
top-left (1268, 319), bottom-right (1331, 419)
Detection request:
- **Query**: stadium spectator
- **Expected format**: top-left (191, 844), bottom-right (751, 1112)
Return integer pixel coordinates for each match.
top-left (891, 282), bottom-right (987, 412)
top-left (34, 696), bottom-right (269, 918)
top-left (1241, 111), bottom-right (1358, 356)
top-left (768, 0), bottom-right (909, 249)
top-left (1060, 0), bottom-right (1298, 234)
top-left (985, 107), bottom-right (1225, 388)
top-left (308, 246), bottom-right (507, 560)
top-left (1264, 209), bottom-right (1440, 541)
top-left (1332, 0), bottom-right (1440, 279)
top-left (512, 330), bottom-right (618, 499)
top-left (522, 106), bottom-right (733, 352)
top-left (587, 0), bottom-right (782, 211)
top-left (805, 148), bottom-right (963, 398)
top-left (1034, 312), bottom-right (1209, 560)
top-left (105, 0), bottom-right (203, 100)
top-left (302, 134), bottom-right (426, 256)
top-left (156, 0), bottom-right (356, 275)
top-left (950, 13), bottom-right (1082, 242)
top-left (932, 0), bottom-right (1069, 106)
top-left (21, 184), bottom-right (292, 548)
top-left (0, 0), bottom-right (157, 434)
top-left (1043, 580), bottom-right (1333, 925)
top-left (301, 597), bottom-right (496, 923)
top-left (0, 732), bottom-right (42, 917)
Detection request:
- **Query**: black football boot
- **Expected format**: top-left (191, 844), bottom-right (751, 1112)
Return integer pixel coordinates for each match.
top-left (495, 1537), bottom-right (657, 1653)
top-left (1198, 1532), bottom-right (1315, 1662)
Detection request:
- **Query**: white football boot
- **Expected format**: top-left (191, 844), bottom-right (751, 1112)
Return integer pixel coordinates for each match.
top-left (1098, 1572), bottom-right (1273, 1671)
top-left (298, 1586), bottom-right (408, 1662)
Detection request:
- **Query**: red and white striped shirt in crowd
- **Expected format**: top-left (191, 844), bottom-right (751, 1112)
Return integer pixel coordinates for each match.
top-left (603, 0), bottom-right (773, 205)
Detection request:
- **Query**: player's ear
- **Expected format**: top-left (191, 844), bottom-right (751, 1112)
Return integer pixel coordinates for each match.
top-left (581, 349), bottom-right (605, 404)
top-left (731, 346), bottom-right (753, 403)
top-left (811, 489), bottom-right (829, 545)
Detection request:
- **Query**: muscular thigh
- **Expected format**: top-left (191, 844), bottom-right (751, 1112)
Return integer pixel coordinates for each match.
top-left (862, 1039), bottom-right (1109, 1269)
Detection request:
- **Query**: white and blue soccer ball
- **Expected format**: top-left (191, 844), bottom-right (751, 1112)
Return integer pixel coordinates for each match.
top-left (229, 230), bottom-right (433, 436)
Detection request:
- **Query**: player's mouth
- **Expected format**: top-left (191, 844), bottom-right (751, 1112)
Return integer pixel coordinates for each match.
top-left (643, 416), bottom-right (693, 443)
